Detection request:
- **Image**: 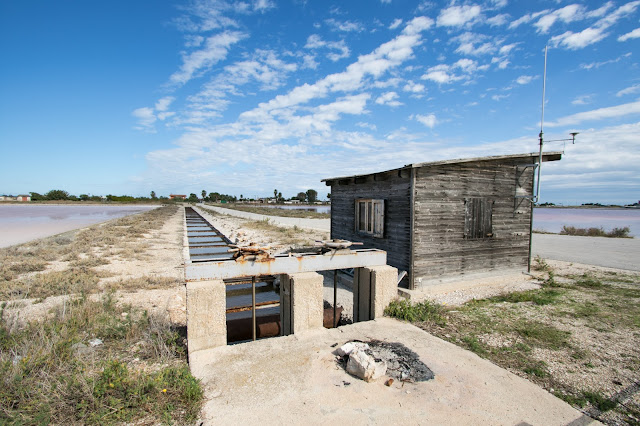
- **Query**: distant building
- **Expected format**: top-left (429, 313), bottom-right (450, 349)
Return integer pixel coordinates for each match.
top-left (323, 152), bottom-right (562, 289)
top-left (169, 194), bottom-right (187, 200)
top-left (0, 195), bottom-right (30, 202)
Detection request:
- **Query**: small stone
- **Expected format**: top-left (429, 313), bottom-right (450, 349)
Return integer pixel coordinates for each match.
top-left (385, 378), bottom-right (394, 387)
top-left (337, 341), bottom-right (369, 357)
top-left (88, 338), bottom-right (103, 347)
top-left (346, 349), bottom-right (387, 382)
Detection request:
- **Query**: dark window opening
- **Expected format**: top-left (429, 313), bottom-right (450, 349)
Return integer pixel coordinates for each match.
top-left (464, 198), bottom-right (494, 239)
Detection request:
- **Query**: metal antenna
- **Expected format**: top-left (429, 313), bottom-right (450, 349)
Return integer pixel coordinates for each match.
top-left (535, 45), bottom-right (548, 204)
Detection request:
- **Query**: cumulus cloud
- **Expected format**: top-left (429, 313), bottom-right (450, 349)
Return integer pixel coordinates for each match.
top-left (375, 91), bottom-right (403, 107)
top-left (421, 58), bottom-right (488, 84)
top-left (437, 5), bottom-right (482, 27)
top-left (534, 4), bottom-right (584, 33)
top-left (412, 113), bottom-right (437, 128)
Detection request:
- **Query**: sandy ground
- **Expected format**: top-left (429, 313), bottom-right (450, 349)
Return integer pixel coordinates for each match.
top-left (201, 204), bottom-right (330, 232)
top-left (533, 233), bottom-right (640, 271)
top-left (2, 207), bottom-right (187, 328)
top-left (191, 317), bottom-right (595, 425)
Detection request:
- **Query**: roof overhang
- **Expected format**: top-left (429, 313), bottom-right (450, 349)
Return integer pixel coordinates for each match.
top-left (322, 151), bottom-right (563, 185)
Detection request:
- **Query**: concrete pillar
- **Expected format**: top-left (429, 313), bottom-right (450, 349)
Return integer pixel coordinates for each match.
top-left (353, 265), bottom-right (398, 322)
top-left (280, 272), bottom-right (323, 335)
top-left (186, 279), bottom-right (226, 355)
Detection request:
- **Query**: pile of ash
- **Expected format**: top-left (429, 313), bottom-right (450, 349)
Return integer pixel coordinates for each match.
top-left (334, 340), bottom-right (434, 383)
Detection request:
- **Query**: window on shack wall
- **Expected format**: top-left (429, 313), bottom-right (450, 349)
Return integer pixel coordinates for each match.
top-left (464, 198), bottom-right (494, 239)
top-left (355, 199), bottom-right (384, 237)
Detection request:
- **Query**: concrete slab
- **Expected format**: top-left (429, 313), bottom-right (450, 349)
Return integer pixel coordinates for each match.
top-left (190, 318), bottom-right (595, 425)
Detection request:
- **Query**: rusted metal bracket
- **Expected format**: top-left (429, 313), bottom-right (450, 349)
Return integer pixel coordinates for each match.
top-left (185, 248), bottom-right (387, 281)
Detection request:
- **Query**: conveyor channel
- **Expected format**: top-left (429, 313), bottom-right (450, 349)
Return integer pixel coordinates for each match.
top-left (185, 207), bottom-right (280, 343)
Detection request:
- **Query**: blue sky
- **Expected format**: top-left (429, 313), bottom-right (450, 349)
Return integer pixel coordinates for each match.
top-left (1, 0), bottom-right (639, 204)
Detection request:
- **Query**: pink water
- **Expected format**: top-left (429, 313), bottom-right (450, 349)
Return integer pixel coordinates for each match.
top-left (0, 205), bottom-right (157, 248)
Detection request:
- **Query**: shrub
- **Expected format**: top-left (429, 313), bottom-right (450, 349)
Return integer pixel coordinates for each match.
top-left (385, 299), bottom-right (446, 326)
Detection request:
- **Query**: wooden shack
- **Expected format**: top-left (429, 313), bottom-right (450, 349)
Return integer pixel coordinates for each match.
top-left (322, 152), bottom-right (562, 289)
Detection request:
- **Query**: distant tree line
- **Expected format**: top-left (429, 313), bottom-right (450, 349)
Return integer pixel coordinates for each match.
top-left (28, 189), bottom-right (169, 203)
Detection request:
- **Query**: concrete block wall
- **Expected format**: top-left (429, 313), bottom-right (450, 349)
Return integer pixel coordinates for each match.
top-left (186, 280), bottom-right (227, 355)
top-left (353, 265), bottom-right (398, 322)
top-left (280, 272), bottom-right (324, 335)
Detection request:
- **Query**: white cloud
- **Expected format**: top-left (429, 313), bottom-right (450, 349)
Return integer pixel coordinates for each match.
top-left (402, 16), bottom-right (434, 35)
top-left (421, 58), bottom-right (487, 84)
top-left (454, 32), bottom-right (498, 56)
top-left (155, 96), bottom-right (175, 112)
top-left (132, 107), bottom-right (157, 132)
top-left (403, 80), bottom-right (425, 93)
top-left (509, 10), bottom-right (549, 29)
top-left (550, 27), bottom-right (608, 50)
top-left (412, 113), bottom-right (437, 128)
top-left (487, 13), bottom-right (509, 26)
top-left (169, 31), bottom-right (247, 86)
top-left (550, 1), bottom-right (640, 49)
top-left (325, 18), bottom-right (364, 32)
top-left (616, 84), bottom-right (640, 97)
top-left (252, 0), bottom-right (275, 12)
top-left (572, 95), bottom-right (593, 105)
top-left (516, 75), bottom-right (533, 85)
top-left (375, 91), bottom-right (403, 107)
top-left (534, 4), bottom-right (584, 33)
top-left (546, 100), bottom-right (640, 127)
top-left (580, 52), bottom-right (631, 69)
top-left (437, 5), bottom-right (482, 27)
top-left (491, 93), bottom-right (509, 101)
top-left (389, 18), bottom-right (403, 30)
top-left (305, 34), bottom-right (350, 62)
top-left (356, 121), bottom-right (377, 130)
top-left (618, 28), bottom-right (640, 41)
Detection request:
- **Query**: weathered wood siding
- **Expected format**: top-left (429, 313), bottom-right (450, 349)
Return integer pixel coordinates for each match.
top-left (412, 158), bottom-right (534, 285)
top-left (328, 172), bottom-right (412, 275)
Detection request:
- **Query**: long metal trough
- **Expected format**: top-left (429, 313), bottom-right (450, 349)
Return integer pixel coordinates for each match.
top-left (185, 207), bottom-right (280, 342)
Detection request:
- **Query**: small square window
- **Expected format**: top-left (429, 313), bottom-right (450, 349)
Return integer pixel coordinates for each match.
top-left (464, 198), bottom-right (494, 239)
top-left (355, 199), bottom-right (384, 237)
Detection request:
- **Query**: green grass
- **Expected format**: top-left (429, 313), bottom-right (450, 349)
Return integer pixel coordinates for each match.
top-left (384, 299), bottom-right (446, 326)
top-left (397, 266), bottom-right (640, 424)
top-left (0, 293), bottom-right (202, 424)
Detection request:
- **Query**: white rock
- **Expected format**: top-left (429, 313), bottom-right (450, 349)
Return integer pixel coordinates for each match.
top-left (88, 338), bottom-right (103, 347)
top-left (346, 349), bottom-right (387, 382)
top-left (337, 341), bottom-right (369, 357)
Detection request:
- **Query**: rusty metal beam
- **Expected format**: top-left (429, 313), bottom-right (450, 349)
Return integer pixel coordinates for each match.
top-left (185, 248), bottom-right (387, 281)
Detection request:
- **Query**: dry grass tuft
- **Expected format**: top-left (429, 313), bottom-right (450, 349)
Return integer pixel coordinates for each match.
top-left (0, 293), bottom-right (202, 424)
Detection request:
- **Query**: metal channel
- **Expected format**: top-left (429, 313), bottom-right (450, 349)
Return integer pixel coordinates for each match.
top-left (184, 207), bottom-right (280, 343)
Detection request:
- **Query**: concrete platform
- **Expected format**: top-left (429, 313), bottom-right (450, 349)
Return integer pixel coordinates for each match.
top-left (190, 318), bottom-right (595, 425)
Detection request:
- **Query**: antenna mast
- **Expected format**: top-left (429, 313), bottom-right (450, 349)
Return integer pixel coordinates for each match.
top-left (535, 45), bottom-right (548, 204)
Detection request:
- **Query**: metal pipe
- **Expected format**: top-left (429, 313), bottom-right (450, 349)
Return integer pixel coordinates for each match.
top-left (251, 276), bottom-right (256, 341)
top-left (333, 269), bottom-right (338, 327)
top-left (535, 45), bottom-right (548, 204)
